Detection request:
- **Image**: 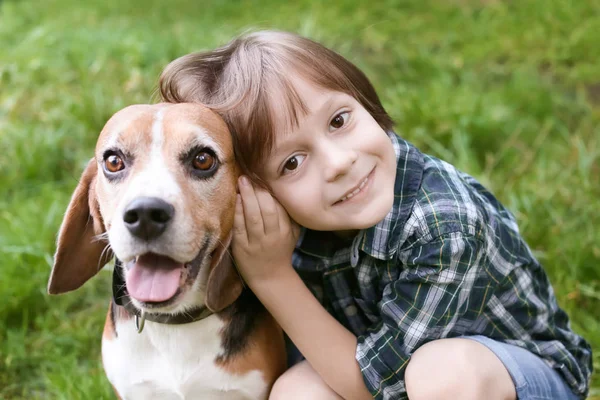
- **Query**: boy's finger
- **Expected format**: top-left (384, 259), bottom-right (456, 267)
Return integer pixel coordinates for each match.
top-left (274, 201), bottom-right (300, 241)
top-left (232, 194), bottom-right (248, 245)
top-left (238, 176), bottom-right (264, 240)
top-left (255, 188), bottom-right (279, 234)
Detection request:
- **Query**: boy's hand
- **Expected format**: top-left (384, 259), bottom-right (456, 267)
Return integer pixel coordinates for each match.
top-left (232, 176), bottom-right (300, 284)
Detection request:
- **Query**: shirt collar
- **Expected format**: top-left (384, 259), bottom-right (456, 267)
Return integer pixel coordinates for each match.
top-left (296, 132), bottom-right (424, 262)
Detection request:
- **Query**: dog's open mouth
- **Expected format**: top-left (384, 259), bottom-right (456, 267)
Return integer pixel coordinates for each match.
top-left (125, 253), bottom-right (185, 304)
top-left (123, 240), bottom-right (210, 308)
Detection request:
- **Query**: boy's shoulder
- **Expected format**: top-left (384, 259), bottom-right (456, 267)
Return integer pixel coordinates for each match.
top-left (396, 144), bottom-right (520, 251)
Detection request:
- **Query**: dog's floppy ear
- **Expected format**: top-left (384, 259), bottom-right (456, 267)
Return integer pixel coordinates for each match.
top-left (205, 233), bottom-right (243, 312)
top-left (48, 158), bottom-right (112, 294)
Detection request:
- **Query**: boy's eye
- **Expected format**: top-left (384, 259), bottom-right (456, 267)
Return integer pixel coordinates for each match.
top-left (282, 155), bottom-right (306, 174)
top-left (329, 111), bottom-right (349, 131)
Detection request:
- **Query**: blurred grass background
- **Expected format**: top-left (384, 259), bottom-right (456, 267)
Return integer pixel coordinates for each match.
top-left (1, 0), bottom-right (599, 398)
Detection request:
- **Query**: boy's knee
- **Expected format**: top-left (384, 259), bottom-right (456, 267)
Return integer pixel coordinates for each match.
top-left (269, 371), bottom-right (297, 400)
top-left (405, 338), bottom-right (515, 400)
top-left (269, 369), bottom-right (308, 400)
top-left (269, 361), bottom-right (342, 400)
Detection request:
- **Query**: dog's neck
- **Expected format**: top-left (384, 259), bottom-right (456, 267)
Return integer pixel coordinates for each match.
top-left (112, 259), bottom-right (214, 329)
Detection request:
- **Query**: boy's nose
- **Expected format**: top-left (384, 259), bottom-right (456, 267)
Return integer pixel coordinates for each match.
top-left (323, 144), bottom-right (358, 182)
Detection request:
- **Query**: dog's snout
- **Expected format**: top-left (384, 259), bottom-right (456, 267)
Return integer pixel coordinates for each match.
top-left (123, 197), bottom-right (174, 240)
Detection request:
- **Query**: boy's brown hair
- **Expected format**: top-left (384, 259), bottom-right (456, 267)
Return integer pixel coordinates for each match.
top-left (159, 30), bottom-right (394, 186)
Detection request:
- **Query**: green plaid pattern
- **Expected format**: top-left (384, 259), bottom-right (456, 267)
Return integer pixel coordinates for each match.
top-left (292, 133), bottom-right (592, 399)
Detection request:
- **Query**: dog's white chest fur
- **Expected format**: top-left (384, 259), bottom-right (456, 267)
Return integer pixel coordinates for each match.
top-left (102, 314), bottom-right (267, 400)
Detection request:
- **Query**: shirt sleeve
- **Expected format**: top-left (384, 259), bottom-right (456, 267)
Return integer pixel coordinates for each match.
top-left (356, 231), bottom-right (493, 400)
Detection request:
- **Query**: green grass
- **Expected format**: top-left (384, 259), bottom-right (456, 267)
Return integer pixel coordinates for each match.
top-left (1, 0), bottom-right (598, 398)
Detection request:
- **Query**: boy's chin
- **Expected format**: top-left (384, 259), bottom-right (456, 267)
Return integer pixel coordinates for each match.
top-left (347, 194), bottom-right (395, 230)
top-left (306, 205), bottom-right (394, 233)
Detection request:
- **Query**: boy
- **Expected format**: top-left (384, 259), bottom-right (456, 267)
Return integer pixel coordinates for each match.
top-left (159, 30), bottom-right (591, 399)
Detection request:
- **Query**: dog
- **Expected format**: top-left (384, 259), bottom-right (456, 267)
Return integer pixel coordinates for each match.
top-left (47, 103), bottom-right (287, 399)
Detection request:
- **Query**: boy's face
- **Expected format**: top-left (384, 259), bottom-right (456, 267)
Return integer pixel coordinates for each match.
top-left (261, 78), bottom-right (397, 232)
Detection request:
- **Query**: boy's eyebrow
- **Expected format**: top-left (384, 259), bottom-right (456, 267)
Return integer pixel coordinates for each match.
top-left (318, 96), bottom-right (336, 116)
top-left (269, 92), bottom-right (345, 163)
top-left (269, 135), bottom-right (298, 165)
top-left (315, 92), bottom-right (345, 117)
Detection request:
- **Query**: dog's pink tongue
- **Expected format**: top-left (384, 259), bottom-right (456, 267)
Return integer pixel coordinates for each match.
top-left (125, 254), bottom-right (184, 303)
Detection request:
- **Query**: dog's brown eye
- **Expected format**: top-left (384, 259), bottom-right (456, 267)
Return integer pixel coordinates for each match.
top-left (193, 151), bottom-right (215, 171)
top-left (105, 155), bottom-right (124, 173)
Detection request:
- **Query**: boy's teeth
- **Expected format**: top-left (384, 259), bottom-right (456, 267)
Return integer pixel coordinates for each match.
top-left (340, 176), bottom-right (369, 202)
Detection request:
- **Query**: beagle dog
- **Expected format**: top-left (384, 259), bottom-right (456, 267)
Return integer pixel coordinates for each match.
top-left (47, 103), bottom-right (287, 399)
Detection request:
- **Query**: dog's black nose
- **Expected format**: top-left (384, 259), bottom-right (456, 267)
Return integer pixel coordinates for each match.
top-left (123, 197), bottom-right (174, 240)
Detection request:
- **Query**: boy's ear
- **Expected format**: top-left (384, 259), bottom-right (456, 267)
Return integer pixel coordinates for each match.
top-left (47, 159), bottom-right (112, 294)
top-left (205, 233), bottom-right (243, 312)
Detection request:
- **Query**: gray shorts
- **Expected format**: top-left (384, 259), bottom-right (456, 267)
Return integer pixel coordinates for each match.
top-left (465, 335), bottom-right (580, 400)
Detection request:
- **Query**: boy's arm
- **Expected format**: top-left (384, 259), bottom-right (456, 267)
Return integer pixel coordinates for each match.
top-left (232, 178), bottom-right (372, 399)
top-left (250, 267), bottom-right (373, 400)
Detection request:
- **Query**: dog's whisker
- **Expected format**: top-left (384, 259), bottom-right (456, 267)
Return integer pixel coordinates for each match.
top-left (181, 309), bottom-right (194, 319)
top-left (216, 238), bottom-right (246, 289)
top-left (93, 232), bottom-right (110, 243)
top-left (216, 237), bottom-right (247, 289)
top-left (96, 243), bottom-right (114, 272)
top-left (99, 243), bottom-right (112, 261)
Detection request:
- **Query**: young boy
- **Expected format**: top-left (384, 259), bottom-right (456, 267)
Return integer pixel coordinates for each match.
top-left (159, 30), bottom-right (592, 399)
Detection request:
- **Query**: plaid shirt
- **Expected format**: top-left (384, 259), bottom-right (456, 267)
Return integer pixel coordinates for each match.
top-left (292, 132), bottom-right (592, 399)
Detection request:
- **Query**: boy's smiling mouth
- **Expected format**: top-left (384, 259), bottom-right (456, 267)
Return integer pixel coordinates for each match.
top-left (334, 168), bottom-right (375, 205)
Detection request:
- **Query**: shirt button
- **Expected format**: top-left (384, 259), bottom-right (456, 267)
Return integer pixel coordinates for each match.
top-left (346, 305), bottom-right (358, 316)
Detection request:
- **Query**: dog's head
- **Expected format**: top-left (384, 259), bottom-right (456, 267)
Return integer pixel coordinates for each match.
top-left (48, 103), bottom-right (243, 314)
